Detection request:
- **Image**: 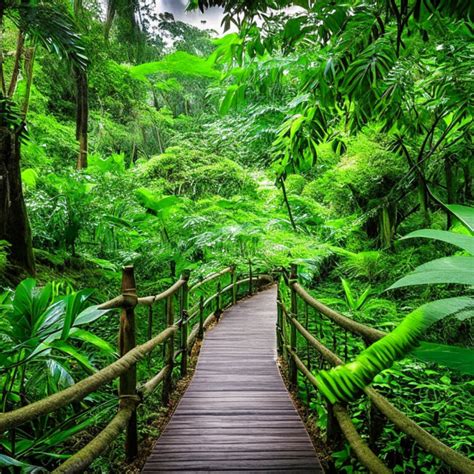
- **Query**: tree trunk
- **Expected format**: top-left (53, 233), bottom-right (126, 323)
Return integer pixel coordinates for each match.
top-left (462, 163), bottom-right (472, 202)
top-left (7, 32), bottom-right (25, 98)
top-left (0, 127), bottom-right (35, 275)
top-left (417, 173), bottom-right (430, 226)
top-left (445, 155), bottom-right (456, 229)
top-left (75, 65), bottom-right (88, 169)
top-left (280, 177), bottom-right (297, 232)
top-left (21, 47), bottom-right (35, 119)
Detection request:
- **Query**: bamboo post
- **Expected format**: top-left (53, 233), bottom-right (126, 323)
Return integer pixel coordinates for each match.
top-left (197, 275), bottom-right (204, 340)
top-left (230, 265), bottom-right (237, 305)
top-left (289, 264), bottom-right (298, 390)
top-left (180, 270), bottom-right (190, 377)
top-left (277, 303), bottom-right (283, 358)
top-left (248, 260), bottom-right (253, 296)
top-left (198, 294), bottom-right (204, 340)
top-left (276, 277), bottom-right (283, 356)
top-left (118, 266), bottom-right (138, 461)
top-left (215, 280), bottom-right (222, 321)
top-left (162, 294), bottom-right (174, 405)
top-left (147, 306), bottom-right (153, 368)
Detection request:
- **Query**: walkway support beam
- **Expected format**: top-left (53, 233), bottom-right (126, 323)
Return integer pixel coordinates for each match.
top-left (119, 265), bottom-right (138, 462)
top-left (289, 264), bottom-right (298, 390)
top-left (180, 270), bottom-right (190, 377)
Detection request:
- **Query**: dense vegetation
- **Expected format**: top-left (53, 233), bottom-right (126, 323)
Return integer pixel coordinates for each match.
top-left (0, 0), bottom-right (472, 472)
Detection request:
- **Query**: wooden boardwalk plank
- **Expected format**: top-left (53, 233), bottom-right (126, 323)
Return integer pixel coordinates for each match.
top-left (142, 287), bottom-right (322, 473)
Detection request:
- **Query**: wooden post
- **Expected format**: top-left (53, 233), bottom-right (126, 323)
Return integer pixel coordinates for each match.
top-left (276, 301), bottom-right (282, 355)
top-left (289, 264), bottom-right (298, 391)
top-left (162, 294), bottom-right (174, 406)
top-left (119, 266), bottom-right (138, 461)
top-left (198, 294), bottom-right (204, 340)
top-left (230, 265), bottom-right (237, 305)
top-left (147, 306), bottom-right (153, 368)
top-left (215, 280), bottom-right (222, 321)
top-left (180, 270), bottom-right (190, 377)
top-left (248, 260), bottom-right (253, 296)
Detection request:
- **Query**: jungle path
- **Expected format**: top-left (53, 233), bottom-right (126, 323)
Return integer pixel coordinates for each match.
top-left (142, 287), bottom-right (323, 473)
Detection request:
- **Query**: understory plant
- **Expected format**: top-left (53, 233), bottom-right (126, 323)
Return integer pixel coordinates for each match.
top-left (315, 205), bottom-right (474, 403)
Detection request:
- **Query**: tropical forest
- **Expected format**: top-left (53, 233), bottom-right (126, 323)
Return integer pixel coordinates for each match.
top-left (0, 0), bottom-right (473, 472)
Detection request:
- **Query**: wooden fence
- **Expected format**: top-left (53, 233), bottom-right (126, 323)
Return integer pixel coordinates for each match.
top-left (0, 263), bottom-right (271, 473)
top-left (277, 264), bottom-right (474, 474)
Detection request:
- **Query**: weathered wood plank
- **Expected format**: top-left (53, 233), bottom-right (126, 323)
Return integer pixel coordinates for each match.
top-left (142, 287), bottom-right (322, 473)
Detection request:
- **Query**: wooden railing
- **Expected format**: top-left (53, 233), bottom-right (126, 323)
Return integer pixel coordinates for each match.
top-left (277, 264), bottom-right (474, 474)
top-left (0, 263), bottom-right (272, 474)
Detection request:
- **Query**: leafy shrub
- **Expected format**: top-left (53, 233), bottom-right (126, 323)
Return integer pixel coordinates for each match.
top-left (340, 250), bottom-right (387, 283)
top-left (285, 174), bottom-right (306, 195)
top-left (139, 146), bottom-right (256, 198)
top-left (313, 133), bottom-right (406, 214)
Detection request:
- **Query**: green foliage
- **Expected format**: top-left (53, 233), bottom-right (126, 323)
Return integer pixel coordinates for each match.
top-left (140, 146), bottom-right (256, 199)
top-left (316, 207), bottom-right (474, 403)
top-left (129, 52), bottom-right (220, 80)
top-left (316, 295), bottom-right (473, 403)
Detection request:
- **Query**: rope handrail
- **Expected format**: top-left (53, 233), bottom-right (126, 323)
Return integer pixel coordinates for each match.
top-left (188, 266), bottom-right (233, 292)
top-left (137, 277), bottom-right (187, 306)
top-left (0, 325), bottom-right (177, 432)
top-left (278, 274), bottom-right (474, 474)
top-left (292, 282), bottom-right (385, 342)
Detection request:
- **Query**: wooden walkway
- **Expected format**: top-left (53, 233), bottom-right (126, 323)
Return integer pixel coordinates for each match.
top-left (142, 287), bottom-right (322, 473)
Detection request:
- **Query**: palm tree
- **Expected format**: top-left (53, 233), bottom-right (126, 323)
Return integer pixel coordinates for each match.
top-left (0, 0), bottom-right (87, 275)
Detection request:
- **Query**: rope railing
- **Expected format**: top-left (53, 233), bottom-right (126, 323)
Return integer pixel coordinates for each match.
top-left (277, 264), bottom-right (474, 474)
top-left (0, 262), bottom-right (272, 474)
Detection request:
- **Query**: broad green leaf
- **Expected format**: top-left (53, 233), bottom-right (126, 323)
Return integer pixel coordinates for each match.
top-left (48, 341), bottom-right (95, 373)
top-left (21, 168), bottom-right (38, 188)
top-left (341, 278), bottom-right (355, 309)
top-left (411, 342), bottom-right (474, 375)
top-left (70, 328), bottom-right (116, 356)
top-left (446, 204), bottom-right (474, 232)
top-left (401, 229), bottom-right (474, 254)
top-left (387, 256), bottom-right (474, 289)
top-left (74, 305), bottom-right (109, 326)
top-left (355, 286), bottom-right (372, 310)
top-left (0, 454), bottom-right (43, 472)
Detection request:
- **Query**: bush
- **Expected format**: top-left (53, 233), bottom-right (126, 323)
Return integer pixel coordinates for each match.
top-left (313, 133), bottom-right (406, 214)
top-left (139, 146), bottom-right (256, 198)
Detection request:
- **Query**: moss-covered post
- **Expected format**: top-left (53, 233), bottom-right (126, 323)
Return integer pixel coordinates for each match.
top-left (162, 294), bottom-right (174, 405)
top-left (198, 276), bottom-right (204, 340)
top-left (289, 264), bottom-right (298, 390)
top-left (248, 259), bottom-right (253, 296)
top-left (119, 265), bottom-right (138, 461)
top-left (147, 306), bottom-right (153, 367)
top-left (230, 265), bottom-right (237, 305)
top-left (215, 280), bottom-right (222, 321)
top-left (180, 270), bottom-right (190, 377)
top-left (276, 277), bottom-right (283, 356)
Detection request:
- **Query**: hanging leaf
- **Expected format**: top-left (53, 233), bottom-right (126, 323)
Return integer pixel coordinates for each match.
top-left (411, 342), bottom-right (474, 375)
top-left (400, 229), bottom-right (474, 254)
top-left (387, 256), bottom-right (474, 289)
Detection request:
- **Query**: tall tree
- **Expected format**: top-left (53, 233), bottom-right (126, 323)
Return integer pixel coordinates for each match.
top-left (73, 0), bottom-right (89, 169)
top-left (0, 0), bottom-right (86, 275)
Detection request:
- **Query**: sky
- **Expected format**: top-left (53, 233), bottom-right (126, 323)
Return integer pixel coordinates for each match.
top-left (156, 1), bottom-right (303, 34)
top-left (157, 0), bottom-right (227, 33)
